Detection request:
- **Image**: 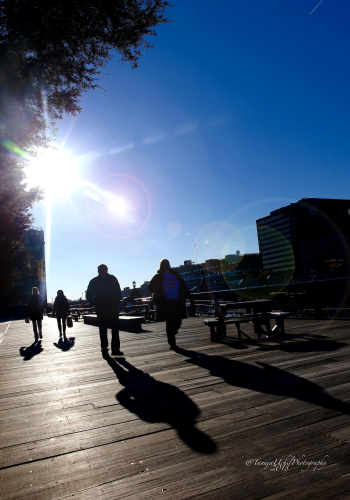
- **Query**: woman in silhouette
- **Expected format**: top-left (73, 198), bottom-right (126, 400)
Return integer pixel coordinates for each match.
top-left (53, 290), bottom-right (70, 342)
top-left (148, 259), bottom-right (193, 350)
top-left (26, 287), bottom-right (45, 342)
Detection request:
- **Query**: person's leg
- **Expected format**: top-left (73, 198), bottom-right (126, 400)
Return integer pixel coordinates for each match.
top-left (165, 301), bottom-right (174, 346)
top-left (110, 317), bottom-right (122, 354)
top-left (38, 319), bottom-right (43, 339)
top-left (98, 318), bottom-right (108, 354)
top-left (32, 320), bottom-right (38, 342)
top-left (166, 320), bottom-right (176, 347)
top-left (62, 314), bottom-right (67, 340)
top-left (57, 316), bottom-right (62, 338)
top-left (174, 315), bottom-right (182, 335)
top-left (165, 301), bottom-right (182, 348)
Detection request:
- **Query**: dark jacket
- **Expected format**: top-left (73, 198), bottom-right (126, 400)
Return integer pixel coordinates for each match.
top-left (86, 273), bottom-right (121, 320)
top-left (53, 295), bottom-right (70, 316)
top-left (27, 294), bottom-right (45, 321)
top-left (147, 270), bottom-right (192, 319)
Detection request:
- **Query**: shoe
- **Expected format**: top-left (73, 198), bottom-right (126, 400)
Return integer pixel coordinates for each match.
top-left (39, 331), bottom-right (43, 339)
top-left (169, 344), bottom-right (179, 351)
top-left (111, 350), bottom-right (124, 356)
top-left (63, 336), bottom-right (68, 342)
top-left (101, 350), bottom-right (109, 358)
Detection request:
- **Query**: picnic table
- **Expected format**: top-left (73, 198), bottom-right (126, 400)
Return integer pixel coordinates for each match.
top-left (69, 307), bottom-right (95, 321)
top-left (123, 300), bottom-right (156, 321)
top-left (202, 299), bottom-right (290, 343)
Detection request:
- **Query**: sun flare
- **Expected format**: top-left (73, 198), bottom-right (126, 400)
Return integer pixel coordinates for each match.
top-left (110, 197), bottom-right (128, 217)
top-left (25, 149), bottom-right (79, 198)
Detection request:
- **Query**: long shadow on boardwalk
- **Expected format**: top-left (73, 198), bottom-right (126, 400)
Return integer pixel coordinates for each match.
top-left (258, 338), bottom-right (348, 354)
top-left (19, 341), bottom-right (44, 360)
top-left (178, 349), bottom-right (350, 416)
top-left (105, 356), bottom-right (217, 454)
top-left (53, 337), bottom-right (76, 351)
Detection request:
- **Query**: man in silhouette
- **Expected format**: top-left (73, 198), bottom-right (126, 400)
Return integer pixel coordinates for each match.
top-left (86, 264), bottom-right (123, 357)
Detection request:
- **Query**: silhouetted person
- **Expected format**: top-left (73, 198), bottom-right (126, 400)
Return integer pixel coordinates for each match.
top-left (148, 259), bottom-right (193, 351)
top-left (26, 287), bottom-right (45, 342)
top-left (86, 264), bottom-right (123, 357)
top-left (53, 290), bottom-right (70, 342)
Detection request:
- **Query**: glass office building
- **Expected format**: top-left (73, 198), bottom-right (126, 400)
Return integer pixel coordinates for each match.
top-left (257, 198), bottom-right (350, 278)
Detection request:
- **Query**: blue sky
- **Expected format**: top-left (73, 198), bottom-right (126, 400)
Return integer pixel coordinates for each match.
top-left (29, 0), bottom-right (350, 301)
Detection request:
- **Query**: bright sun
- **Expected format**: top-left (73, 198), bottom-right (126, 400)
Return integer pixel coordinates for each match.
top-left (110, 197), bottom-right (128, 217)
top-left (25, 149), bottom-right (79, 198)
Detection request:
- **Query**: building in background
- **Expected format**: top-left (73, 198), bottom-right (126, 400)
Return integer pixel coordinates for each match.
top-left (10, 228), bottom-right (47, 304)
top-left (256, 198), bottom-right (350, 280)
top-left (172, 253), bottom-right (262, 291)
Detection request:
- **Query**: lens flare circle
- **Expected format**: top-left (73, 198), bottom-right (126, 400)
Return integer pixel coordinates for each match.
top-left (86, 173), bottom-right (152, 240)
top-left (193, 221), bottom-right (246, 264)
top-left (167, 221), bottom-right (182, 237)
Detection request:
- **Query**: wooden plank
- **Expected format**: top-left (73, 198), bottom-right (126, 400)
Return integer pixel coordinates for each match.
top-left (1, 316), bottom-right (350, 499)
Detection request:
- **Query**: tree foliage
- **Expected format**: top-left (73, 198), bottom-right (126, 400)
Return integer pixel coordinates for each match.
top-left (0, 162), bottom-right (41, 293)
top-left (0, 0), bottom-right (170, 293)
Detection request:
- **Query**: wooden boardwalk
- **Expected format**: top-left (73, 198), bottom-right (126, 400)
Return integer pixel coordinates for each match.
top-left (1, 316), bottom-right (350, 499)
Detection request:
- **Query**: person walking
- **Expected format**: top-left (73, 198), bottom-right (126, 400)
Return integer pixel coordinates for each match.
top-left (53, 290), bottom-right (70, 342)
top-left (148, 259), bottom-right (193, 351)
top-left (86, 264), bottom-right (123, 358)
top-left (26, 287), bottom-right (45, 342)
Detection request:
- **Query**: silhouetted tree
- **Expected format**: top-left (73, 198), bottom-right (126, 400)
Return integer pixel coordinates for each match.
top-left (0, 0), bottom-right (171, 292)
top-left (0, 154), bottom-right (41, 293)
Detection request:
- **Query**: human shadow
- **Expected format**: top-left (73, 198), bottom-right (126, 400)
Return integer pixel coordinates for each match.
top-left (53, 337), bottom-right (75, 351)
top-left (258, 338), bottom-right (348, 354)
top-left (220, 339), bottom-right (250, 350)
top-left (19, 341), bottom-right (44, 360)
top-left (177, 348), bottom-right (350, 416)
top-left (105, 356), bottom-right (216, 454)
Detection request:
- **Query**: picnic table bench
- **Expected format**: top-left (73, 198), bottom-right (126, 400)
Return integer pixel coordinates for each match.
top-left (69, 307), bottom-right (95, 322)
top-left (201, 299), bottom-right (290, 343)
top-left (83, 314), bottom-right (143, 332)
top-left (123, 301), bottom-right (156, 321)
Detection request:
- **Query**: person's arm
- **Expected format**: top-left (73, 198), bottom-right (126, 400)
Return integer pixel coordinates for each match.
top-left (115, 277), bottom-right (121, 304)
top-left (147, 275), bottom-right (157, 294)
top-left (179, 275), bottom-right (193, 302)
top-left (66, 297), bottom-right (70, 314)
top-left (86, 279), bottom-right (95, 306)
top-left (26, 297), bottom-right (32, 316)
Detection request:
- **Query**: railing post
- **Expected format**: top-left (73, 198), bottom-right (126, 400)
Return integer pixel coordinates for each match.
top-left (213, 291), bottom-right (226, 339)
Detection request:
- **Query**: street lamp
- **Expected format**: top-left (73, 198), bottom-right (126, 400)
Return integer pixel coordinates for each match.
top-left (132, 281), bottom-right (136, 289)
